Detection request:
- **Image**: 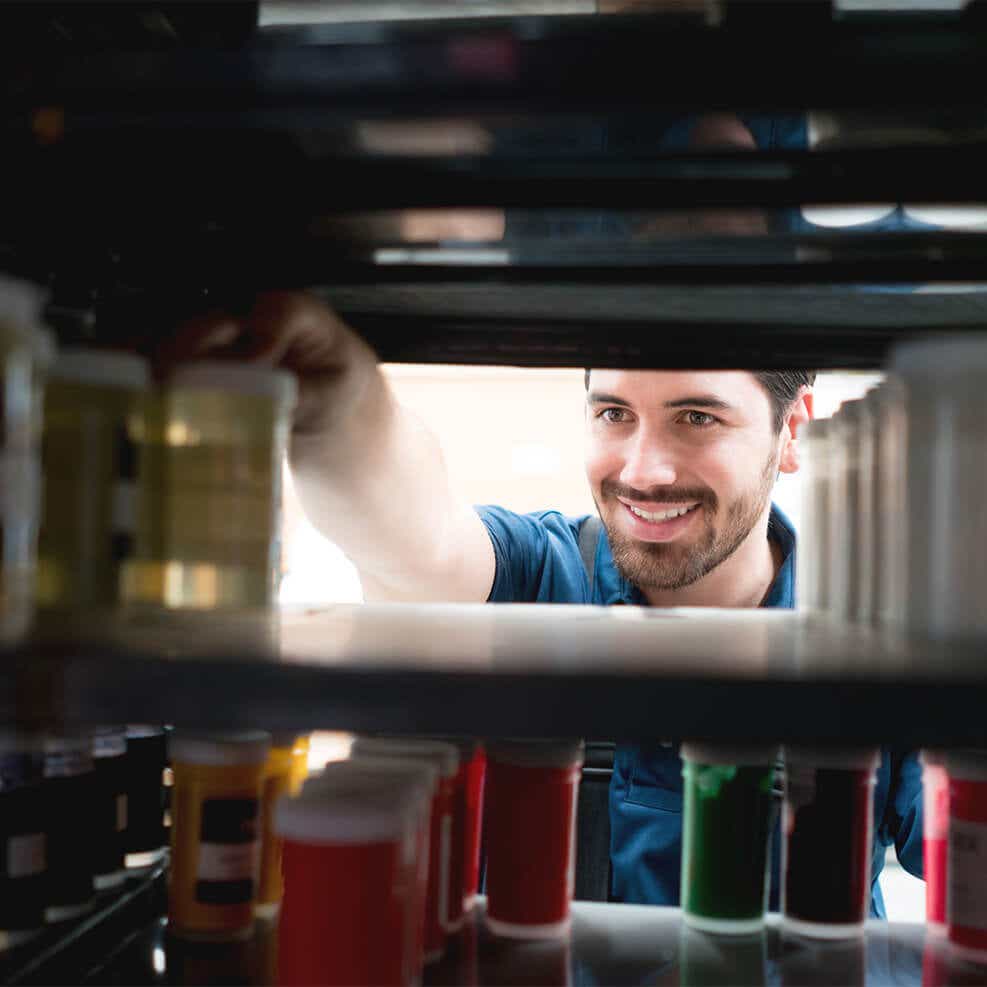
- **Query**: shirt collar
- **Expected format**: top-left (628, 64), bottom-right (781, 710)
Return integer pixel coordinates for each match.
top-left (597, 503), bottom-right (797, 610)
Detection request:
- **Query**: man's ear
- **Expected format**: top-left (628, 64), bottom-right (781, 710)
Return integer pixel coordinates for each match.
top-left (778, 386), bottom-right (813, 475)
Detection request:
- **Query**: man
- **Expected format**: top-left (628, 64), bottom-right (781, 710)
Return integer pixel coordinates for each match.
top-left (161, 291), bottom-right (923, 916)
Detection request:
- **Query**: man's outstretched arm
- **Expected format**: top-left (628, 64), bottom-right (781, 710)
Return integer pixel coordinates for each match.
top-left (157, 292), bottom-right (495, 602)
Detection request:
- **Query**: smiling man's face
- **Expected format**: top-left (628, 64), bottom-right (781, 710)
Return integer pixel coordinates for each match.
top-left (585, 370), bottom-right (789, 592)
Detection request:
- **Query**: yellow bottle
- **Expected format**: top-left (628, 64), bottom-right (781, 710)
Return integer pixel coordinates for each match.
top-left (168, 731), bottom-right (270, 940)
top-left (38, 349), bottom-right (150, 609)
top-left (256, 734), bottom-right (310, 917)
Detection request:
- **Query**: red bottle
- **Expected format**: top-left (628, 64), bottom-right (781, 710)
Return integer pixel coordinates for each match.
top-left (276, 784), bottom-right (420, 987)
top-left (484, 740), bottom-right (584, 938)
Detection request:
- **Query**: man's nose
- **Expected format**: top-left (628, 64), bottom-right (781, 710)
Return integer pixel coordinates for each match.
top-left (619, 434), bottom-right (678, 492)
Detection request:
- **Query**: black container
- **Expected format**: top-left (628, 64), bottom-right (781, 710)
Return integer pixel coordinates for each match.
top-left (92, 728), bottom-right (128, 889)
top-left (43, 734), bottom-right (96, 922)
top-left (123, 726), bottom-right (168, 868)
top-left (782, 749), bottom-right (879, 938)
top-left (0, 732), bottom-right (47, 949)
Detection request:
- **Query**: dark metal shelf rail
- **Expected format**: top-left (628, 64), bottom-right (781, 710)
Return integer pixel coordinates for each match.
top-left (5, 10), bottom-right (987, 113)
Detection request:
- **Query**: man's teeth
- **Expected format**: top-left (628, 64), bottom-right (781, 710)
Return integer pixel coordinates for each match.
top-left (628, 503), bottom-right (698, 522)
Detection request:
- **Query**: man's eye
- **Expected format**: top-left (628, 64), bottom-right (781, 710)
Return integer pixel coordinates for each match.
top-left (685, 410), bottom-right (716, 427)
top-left (600, 407), bottom-right (629, 423)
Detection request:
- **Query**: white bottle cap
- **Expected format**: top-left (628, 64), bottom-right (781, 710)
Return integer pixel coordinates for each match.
top-left (170, 360), bottom-right (297, 411)
top-left (891, 334), bottom-right (987, 377)
top-left (169, 729), bottom-right (271, 767)
top-left (309, 757), bottom-right (437, 820)
top-left (784, 747), bottom-right (881, 772)
top-left (51, 347), bottom-right (150, 391)
top-left (946, 749), bottom-right (987, 783)
top-left (0, 274), bottom-right (55, 365)
top-left (680, 743), bottom-right (779, 767)
top-left (351, 737), bottom-right (459, 779)
top-left (486, 738), bottom-right (585, 769)
top-left (276, 778), bottom-right (418, 844)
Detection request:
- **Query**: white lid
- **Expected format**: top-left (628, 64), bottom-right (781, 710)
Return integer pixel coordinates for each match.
top-left (946, 749), bottom-right (987, 782)
top-left (169, 729), bottom-right (271, 766)
top-left (420, 735), bottom-right (480, 761)
top-left (340, 754), bottom-right (438, 794)
top-left (351, 737), bottom-right (459, 778)
top-left (308, 759), bottom-right (435, 814)
top-left (43, 733), bottom-right (92, 755)
top-left (486, 739), bottom-right (585, 769)
top-left (920, 749), bottom-right (947, 768)
top-left (169, 360), bottom-right (298, 410)
top-left (275, 786), bottom-right (417, 844)
top-left (126, 724), bottom-right (166, 739)
top-left (784, 747), bottom-right (881, 772)
top-left (0, 275), bottom-right (54, 362)
top-left (891, 334), bottom-right (987, 377)
top-left (51, 347), bottom-right (150, 390)
top-left (835, 398), bottom-right (866, 422)
top-left (680, 743), bottom-right (779, 767)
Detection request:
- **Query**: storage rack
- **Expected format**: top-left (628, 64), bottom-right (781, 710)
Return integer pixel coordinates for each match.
top-left (4, 2), bottom-right (987, 984)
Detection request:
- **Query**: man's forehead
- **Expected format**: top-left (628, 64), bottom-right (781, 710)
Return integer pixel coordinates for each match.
top-left (587, 369), bottom-right (763, 403)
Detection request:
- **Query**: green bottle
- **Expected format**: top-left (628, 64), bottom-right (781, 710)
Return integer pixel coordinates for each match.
top-left (680, 743), bottom-right (777, 934)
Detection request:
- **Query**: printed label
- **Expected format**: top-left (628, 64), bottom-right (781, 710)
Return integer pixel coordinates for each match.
top-left (195, 798), bottom-right (258, 905)
top-left (438, 813), bottom-right (452, 928)
top-left (116, 794), bottom-right (128, 833)
top-left (7, 832), bottom-right (45, 879)
top-left (948, 817), bottom-right (987, 929)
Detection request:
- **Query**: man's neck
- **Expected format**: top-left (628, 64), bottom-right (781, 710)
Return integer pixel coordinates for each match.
top-left (641, 506), bottom-right (780, 610)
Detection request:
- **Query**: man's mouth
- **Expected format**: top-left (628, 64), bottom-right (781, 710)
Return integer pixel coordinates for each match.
top-left (624, 502), bottom-right (701, 524)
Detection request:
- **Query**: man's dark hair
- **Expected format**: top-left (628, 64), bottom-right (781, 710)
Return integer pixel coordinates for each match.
top-left (583, 369), bottom-right (816, 432)
top-left (753, 370), bottom-right (816, 431)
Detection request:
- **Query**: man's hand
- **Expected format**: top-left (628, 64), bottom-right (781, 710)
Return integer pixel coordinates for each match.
top-left (156, 291), bottom-right (379, 439)
top-left (155, 291), bottom-right (496, 603)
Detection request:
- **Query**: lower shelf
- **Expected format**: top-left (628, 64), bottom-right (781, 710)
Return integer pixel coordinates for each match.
top-left (25, 890), bottom-right (987, 987)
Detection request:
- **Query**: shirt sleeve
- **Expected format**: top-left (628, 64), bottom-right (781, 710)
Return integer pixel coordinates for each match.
top-left (476, 505), bottom-right (591, 604)
top-left (879, 750), bottom-right (924, 880)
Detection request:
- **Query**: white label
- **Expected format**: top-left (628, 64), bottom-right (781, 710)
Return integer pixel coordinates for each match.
top-left (116, 794), bottom-right (128, 833)
top-left (437, 813), bottom-right (452, 930)
top-left (196, 841), bottom-right (258, 883)
top-left (8, 832), bottom-right (45, 878)
top-left (112, 482), bottom-right (137, 534)
top-left (948, 817), bottom-right (987, 929)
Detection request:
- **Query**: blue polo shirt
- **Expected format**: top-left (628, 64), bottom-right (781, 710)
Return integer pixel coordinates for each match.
top-left (478, 503), bottom-right (924, 916)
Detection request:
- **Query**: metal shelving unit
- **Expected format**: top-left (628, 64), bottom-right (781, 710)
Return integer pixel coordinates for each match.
top-left (8, 606), bottom-right (987, 746)
top-left (4, 2), bottom-right (987, 984)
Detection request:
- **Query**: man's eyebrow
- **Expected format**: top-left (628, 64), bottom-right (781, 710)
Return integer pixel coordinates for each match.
top-left (664, 395), bottom-right (733, 411)
top-left (586, 391), bottom-right (631, 406)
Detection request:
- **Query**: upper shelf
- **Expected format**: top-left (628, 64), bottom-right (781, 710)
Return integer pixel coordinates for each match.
top-left (6, 6), bottom-right (987, 367)
top-left (5, 7), bottom-right (987, 113)
top-left (10, 605), bottom-right (987, 744)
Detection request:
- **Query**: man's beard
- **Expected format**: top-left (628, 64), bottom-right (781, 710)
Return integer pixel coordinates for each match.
top-left (597, 452), bottom-right (777, 592)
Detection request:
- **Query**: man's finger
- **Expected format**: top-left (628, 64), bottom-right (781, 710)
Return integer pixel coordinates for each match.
top-left (155, 312), bottom-right (243, 375)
